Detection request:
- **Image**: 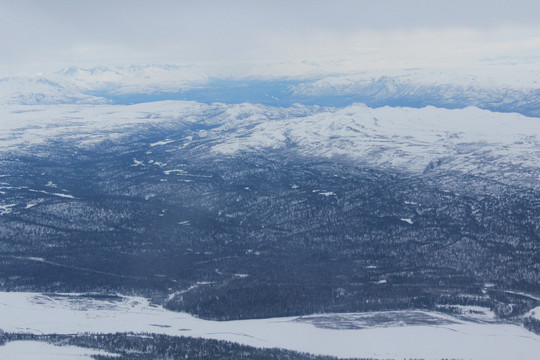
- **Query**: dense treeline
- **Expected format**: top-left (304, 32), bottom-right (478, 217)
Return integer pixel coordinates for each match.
top-left (0, 129), bottom-right (539, 322)
top-left (1, 332), bottom-right (362, 360)
top-left (524, 317), bottom-right (540, 335)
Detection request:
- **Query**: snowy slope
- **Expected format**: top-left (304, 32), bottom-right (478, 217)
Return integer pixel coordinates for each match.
top-left (291, 63), bottom-right (540, 96)
top-left (290, 66), bottom-right (540, 117)
top-left (0, 76), bottom-right (104, 105)
top-left (0, 65), bottom-right (208, 106)
top-left (211, 104), bottom-right (540, 185)
top-left (0, 101), bottom-right (319, 151)
top-left (57, 64), bottom-right (209, 95)
top-left (1, 101), bottom-right (539, 187)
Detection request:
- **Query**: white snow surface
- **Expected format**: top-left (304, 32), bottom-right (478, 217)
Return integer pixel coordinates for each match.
top-left (150, 139), bottom-right (175, 147)
top-left (0, 101), bottom-right (316, 152)
top-left (290, 64), bottom-right (540, 97)
top-left (0, 292), bottom-right (539, 360)
top-left (56, 65), bottom-right (208, 95)
top-left (0, 65), bottom-right (209, 105)
top-left (0, 76), bottom-right (104, 106)
top-left (0, 341), bottom-right (117, 360)
top-left (1, 101), bottom-right (539, 186)
top-left (211, 104), bottom-right (540, 185)
top-left (0, 204), bottom-right (17, 215)
top-left (528, 307), bottom-right (540, 320)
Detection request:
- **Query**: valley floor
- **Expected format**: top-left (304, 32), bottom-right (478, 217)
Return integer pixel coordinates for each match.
top-left (1, 291), bottom-right (539, 359)
top-left (0, 341), bottom-right (116, 360)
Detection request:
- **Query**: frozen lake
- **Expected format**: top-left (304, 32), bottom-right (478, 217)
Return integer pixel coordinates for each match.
top-left (1, 291), bottom-right (539, 359)
top-left (0, 341), bottom-right (117, 360)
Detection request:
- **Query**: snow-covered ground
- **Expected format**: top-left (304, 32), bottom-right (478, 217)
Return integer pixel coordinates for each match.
top-left (0, 341), bottom-right (117, 360)
top-left (0, 101), bottom-right (318, 152)
top-left (0, 65), bottom-right (209, 105)
top-left (289, 63), bottom-right (540, 98)
top-left (528, 307), bottom-right (540, 320)
top-left (1, 101), bottom-right (539, 187)
top-left (1, 292), bottom-right (539, 359)
top-left (211, 104), bottom-right (540, 182)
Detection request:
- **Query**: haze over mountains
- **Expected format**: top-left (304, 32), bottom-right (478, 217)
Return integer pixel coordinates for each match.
top-left (2, 61), bottom-right (540, 117)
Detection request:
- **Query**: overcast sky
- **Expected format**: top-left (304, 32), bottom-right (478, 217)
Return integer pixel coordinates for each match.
top-left (1, 0), bottom-right (540, 73)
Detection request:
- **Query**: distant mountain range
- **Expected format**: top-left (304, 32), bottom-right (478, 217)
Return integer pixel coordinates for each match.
top-left (1, 63), bottom-right (539, 116)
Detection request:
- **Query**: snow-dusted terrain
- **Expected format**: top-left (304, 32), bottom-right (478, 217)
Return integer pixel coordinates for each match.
top-left (0, 65), bottom-right (208, 105)
top-left (1, 101), bottom-right (539, 187)
top-left (212, 104), bottom-right (540, 185)
top-left (1, 291), bottom-right (539, 360)
top-left (2, 0), bottom-right (540, 357)
top-left (57, 64), bottom-right (209, 95)
top-left (289, 63), bottom-right (540, 116)
top-left (1, 63), bottom-right (539, 359)
top-left (290, 64), bottom-right (540, 95)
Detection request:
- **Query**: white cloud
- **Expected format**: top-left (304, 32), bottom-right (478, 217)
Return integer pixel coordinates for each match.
top-left (1, 1), bottom-right (540, 73)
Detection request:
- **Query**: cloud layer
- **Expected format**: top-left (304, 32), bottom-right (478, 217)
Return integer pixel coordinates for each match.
top-left (1, 0), bottom-right (540, 72)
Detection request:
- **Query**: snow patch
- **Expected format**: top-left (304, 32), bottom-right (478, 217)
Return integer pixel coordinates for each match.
top-left (319, 191), bottom-right (335, 197)
top-left (27, 257), bottom-right (45, 262)
top-left (45, 181), bottom-right (57, 188)
top-left (164, 169), bottom-right (186, 175)
top-left (0, 203), bottom-right (16, 215)
top-left (312, 190), bottom-right (335, 196)
top-left (28, 189), bottom-right (75, 199)
top-left (150, 139), bottom-right (175, 147)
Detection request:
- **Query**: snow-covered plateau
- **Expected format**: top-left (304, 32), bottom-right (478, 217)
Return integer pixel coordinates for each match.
top-left (1, 291), bottom-right (539, 360)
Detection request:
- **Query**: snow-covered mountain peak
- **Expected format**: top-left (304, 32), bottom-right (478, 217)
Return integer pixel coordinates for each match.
top-left (0, 76), bottom-right (104, 105)
top-left (211, 104), bottom-right (540, 185)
